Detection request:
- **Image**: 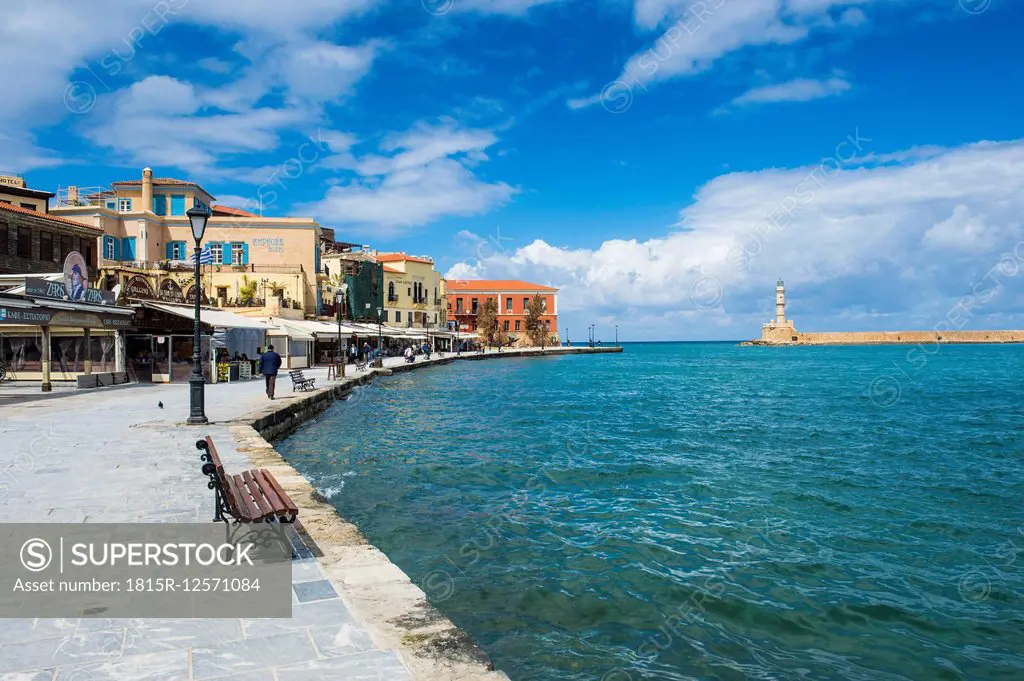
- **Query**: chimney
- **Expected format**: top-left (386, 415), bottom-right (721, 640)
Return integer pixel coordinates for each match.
top-left (141, 167), bottom-right (153, 213)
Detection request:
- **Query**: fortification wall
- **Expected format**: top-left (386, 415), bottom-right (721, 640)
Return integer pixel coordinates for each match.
top-left (755, 329), bottom-right (1024, 345)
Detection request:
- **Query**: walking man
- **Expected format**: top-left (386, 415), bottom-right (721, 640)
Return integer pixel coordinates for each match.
top-left (260, 344), bottom-right (282, 399)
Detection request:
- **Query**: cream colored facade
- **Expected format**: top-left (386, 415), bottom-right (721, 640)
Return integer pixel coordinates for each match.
top-left (0, 174), bottom-right (52, 213)
top-left (51, 169), bottom-right (324, 314)
top-left (379, 253), bottom-right (446, 330)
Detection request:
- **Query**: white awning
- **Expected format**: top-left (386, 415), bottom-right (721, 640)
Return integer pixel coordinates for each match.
top-left (267, 319), bottom-right (315, 341)
top-left (141, 302), bottom-right (270, 330)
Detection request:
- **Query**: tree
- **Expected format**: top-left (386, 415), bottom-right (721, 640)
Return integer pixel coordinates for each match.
top-left (476, 297), bottom-right (508, 348)
top-left (524, 294), bottom-right (549, 347)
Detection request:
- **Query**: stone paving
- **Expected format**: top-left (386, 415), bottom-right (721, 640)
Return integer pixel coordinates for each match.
top-left (0, 347), bottom-right (612, 680)
top-left (0, 360), bottom-right (420, 681)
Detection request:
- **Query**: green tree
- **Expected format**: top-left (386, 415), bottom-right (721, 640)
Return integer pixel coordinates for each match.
top-left (476, 297), bottom-right (500, 347)
top-left (239, 275), bottom-right (258, 306)
top-left (524, 294), bottom-right (549, 347)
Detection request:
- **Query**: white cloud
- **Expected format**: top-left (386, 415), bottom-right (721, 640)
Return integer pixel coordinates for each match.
top-left (572, 0), bottom-right (883, 109)
top-left (453, 0), bottom-right (569, 14)
top-left (728, 76), bottom-right (851, 107)
top-left (446, 138), bottom-right (1024, 338)
top-left (299, 121), bottom-right (516, 236)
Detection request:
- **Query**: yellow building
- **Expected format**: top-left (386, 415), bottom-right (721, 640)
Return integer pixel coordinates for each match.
top-left (378, 253), bottom-right (446, 331)
top-left (51, 168), bottom-right (324, 315)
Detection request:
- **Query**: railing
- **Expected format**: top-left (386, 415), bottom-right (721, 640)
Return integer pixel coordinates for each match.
top-left (96, 260), bottom-right (306, 275)
top-left (387, 294), bottom-right (399, 302)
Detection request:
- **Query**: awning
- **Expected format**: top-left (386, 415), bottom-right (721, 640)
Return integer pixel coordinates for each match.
top-left (267, 319), bottom-right (315, 342)
top-left (141, 302), bottom-right (270, 330)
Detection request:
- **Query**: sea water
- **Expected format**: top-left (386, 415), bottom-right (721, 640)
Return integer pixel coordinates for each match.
top-left (278, 343), bottom-right (1024, 680)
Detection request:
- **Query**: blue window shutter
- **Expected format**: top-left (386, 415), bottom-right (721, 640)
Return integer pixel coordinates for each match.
top-left (170, 195), bottom-right (185, 215)
top-left (112, 238), bottom-right (121, 261)
top-left (221, 243), bottom-right (232, 265)
top-left (121, 237), bottom-right (135, 261)
top-left (106, 201), bottom-right (116, 211)
top-left (166, 242), bottom-right (173, 260)
top-left (152, 195), bottom-right (166, 215)
top-left (242, 242), bottom-right (249, 265)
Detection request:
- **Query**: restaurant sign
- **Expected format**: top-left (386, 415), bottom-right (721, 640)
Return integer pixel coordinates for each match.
top-left (25, 252), bottom-right (115, 305)
top-left (123, 275), bottom-right (156, 301)
top-left (0, 307), bottom-right (55, 325)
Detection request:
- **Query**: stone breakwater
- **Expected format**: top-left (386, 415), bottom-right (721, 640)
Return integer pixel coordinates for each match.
top-left (743, 330), bottom-right (1024, 346)
top-left (230, 347), bottom-right (620, 681)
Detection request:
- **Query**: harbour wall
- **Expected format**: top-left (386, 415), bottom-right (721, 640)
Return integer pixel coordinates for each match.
top-left (230, 347), bottom-right (621, 681)
top-left (747, 329), bottom-right (1024, 346)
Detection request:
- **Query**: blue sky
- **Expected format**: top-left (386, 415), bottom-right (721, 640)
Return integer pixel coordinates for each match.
top-left (4, 0), bottom-right (1024, 340)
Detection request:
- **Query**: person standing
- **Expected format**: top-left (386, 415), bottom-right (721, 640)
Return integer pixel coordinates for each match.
top-left (260, 344), bottom-right (283, 399)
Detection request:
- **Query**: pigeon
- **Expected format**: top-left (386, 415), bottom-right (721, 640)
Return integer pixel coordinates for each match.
top-left (158, 401), bottom-right (164, 409)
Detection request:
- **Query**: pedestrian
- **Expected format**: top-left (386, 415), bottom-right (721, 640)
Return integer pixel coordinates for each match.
top-left (259, 344), bottom-right (283, 399)
top-left (349, 344), bottom-right (357, 363)
top-left (362, 341), bottom-right (371, 361)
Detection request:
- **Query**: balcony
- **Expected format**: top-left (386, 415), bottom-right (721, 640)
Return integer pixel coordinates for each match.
top-left (387, 294), bottom-right (399, 302)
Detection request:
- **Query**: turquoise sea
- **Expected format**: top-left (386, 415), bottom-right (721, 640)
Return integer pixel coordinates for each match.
top-left (278, 343), bottom-right (1024, 680)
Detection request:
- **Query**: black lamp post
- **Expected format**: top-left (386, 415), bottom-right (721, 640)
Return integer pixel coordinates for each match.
top-left (186, 204), bottom-right (211, 425)
top-left (455, 317), bottom-right (460, 355)
top-left (376, 306), bottom-right (383, 361)
top-left (336, 283), bottom-right (347, 370)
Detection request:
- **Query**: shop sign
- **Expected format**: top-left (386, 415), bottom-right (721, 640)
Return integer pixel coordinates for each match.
top-left (50, 311), bottom-right (104, 328)
top-left (124, 275), bottom-right (156, 301)
top-left (0, 307), bottom-right (55, 325)
top-left (25, 251), bottom-right (115, 305)
top-left (101, 316), bottom-right (133, 328)
top-left (157, 279), bottom-right (184, 303)
top-left (252, 237), bottom-right (284, 253)
top-left (185, 284), bottom-right (209, 305)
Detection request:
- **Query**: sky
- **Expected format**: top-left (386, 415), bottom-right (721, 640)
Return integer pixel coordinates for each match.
top-left (3, 0), bottom-right (1023, 341)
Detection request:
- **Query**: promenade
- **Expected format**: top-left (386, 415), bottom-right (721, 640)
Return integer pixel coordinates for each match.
top-left (0, 347), bottom-right (617, 680)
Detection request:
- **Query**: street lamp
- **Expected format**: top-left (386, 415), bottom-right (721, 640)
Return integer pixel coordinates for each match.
top-left (336, 283), bottom-right (348, 372)
top-left (376, 306), bottom-right (383, 363)
top-left (186, 204), bottom-right (211, 425)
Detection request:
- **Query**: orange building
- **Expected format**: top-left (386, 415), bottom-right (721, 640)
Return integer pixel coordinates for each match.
top-left (446, 280), bottom-right (558, 343)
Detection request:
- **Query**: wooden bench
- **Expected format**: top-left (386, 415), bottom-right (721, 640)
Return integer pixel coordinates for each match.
top-left (289, 369), bottom-right (316, 392)
top-left (196, 436), bottom-right (298, 523)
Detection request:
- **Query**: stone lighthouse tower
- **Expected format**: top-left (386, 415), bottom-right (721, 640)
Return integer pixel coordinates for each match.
top-left (775, 278), bottom-right (786, 325)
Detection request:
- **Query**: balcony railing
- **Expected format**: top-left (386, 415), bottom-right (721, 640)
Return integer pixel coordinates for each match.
top-left (387, 294), bottom-right (399, 302)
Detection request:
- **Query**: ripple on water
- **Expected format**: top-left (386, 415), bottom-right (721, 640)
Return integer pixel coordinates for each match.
top-left (278, 344), bottom-right (1024, 681)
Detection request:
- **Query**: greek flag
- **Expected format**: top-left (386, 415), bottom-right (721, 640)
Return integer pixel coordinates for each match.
top-left (191, 246), bottom-right (213, 265)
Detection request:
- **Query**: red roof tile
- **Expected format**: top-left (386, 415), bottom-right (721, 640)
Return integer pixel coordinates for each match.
top-left (113, 177), bottom-right (215, 199)
top-left (212, 204), bottom-right (258, 217)
top-left (445, 279), bottom-right (558, 292)
top-left (382, 265), bottom-right (402, 273)
top-left (376, 252), bottom-right (434, 265)
top-left (0, 202), bottom-right (102, 231)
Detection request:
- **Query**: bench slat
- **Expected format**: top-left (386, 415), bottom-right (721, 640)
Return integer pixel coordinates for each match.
top-left (242, 469), bottom-right (275, 519)
top-left (227, 474), bottom-right (258, 522)
top-left (259, 469), bottom-right (299, 516)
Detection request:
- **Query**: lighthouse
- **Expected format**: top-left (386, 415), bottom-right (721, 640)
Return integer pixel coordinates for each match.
top-left (775, 278), bottom-right (786, 325)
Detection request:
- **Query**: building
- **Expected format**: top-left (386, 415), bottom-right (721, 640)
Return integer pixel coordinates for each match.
top-left (760, 279), bottom-right (797, 343)
top-left (0, 175), bottom-right (101, 276)
top-left (446, 280), bottom-right (558, 345)
top-left (50, 168), bottom-right (324, 316)
top-left (0, 172), bottom-right (54, 213)
top-left (378, 253), bottom-right (446, 331)
top-left (320, 241), bottom-right (384, 324)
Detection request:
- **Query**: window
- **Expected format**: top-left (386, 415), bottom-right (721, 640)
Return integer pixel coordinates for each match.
top-left (39, 232), bottom-right (53, 262)
top-left (524, 297), bottom-right (530, 310)
top-left (541, 299), bottom-right (548, 312)
top-left (456, 298), bottom-right (463, 313)
top-left (515, 320), bottom-right (521, 331)
top-left (382, 310), bottom-right (389, 322)
top-left (20, 202), bottom-right (35, 211)
top-left (61, 235), bottom-right (74, 262)
top-left (231, 242), bottom-right (244, 265)
top-left (104, 236), bottom-right (116, 260)
top-left (471, 298), bottom-right (478, 313)
top-left (506, 297), bottom-right (513, 312)
top-left (545, 320), bottom-right (551, 329)
top-left (388, 281), bottom-right (396, 301)
top-left (170, 195), bottom-right (186, 215)
top-left (407, 287), bottom-right (412, 297)
top-left (153, 195), bottom-right (167, 216)
top-left (171, 242), bottom-right (188, 260)
top-left (503, 320), bottom-right (510, 331)
top-left (118, 198), bottom-right (133, 213)
top-left (209, 242), bottom-right (223, 264)
top-left (216, 287), bottom-right (228, 300)
top-left (17, 226), bottom-right (31, 258)
top-left (83, 242), bottom-right (94, 269)
top-left (395, 311), bottom-right (401, 323)
top-left (0, 223), bottom-right (7, 255)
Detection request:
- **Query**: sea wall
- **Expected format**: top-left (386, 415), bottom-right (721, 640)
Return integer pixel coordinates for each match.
top-left (748, 329), bottom-right (1024, 346)
top-left (232, 347), bottom-right (619, 681)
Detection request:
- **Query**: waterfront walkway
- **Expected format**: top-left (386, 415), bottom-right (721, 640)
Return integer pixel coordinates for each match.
top-left (0, 348), bottom-right (614, 680)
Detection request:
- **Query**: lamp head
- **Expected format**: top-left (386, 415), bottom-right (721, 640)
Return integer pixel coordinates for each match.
top-left (187, 204), bottom-right (212, 242)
